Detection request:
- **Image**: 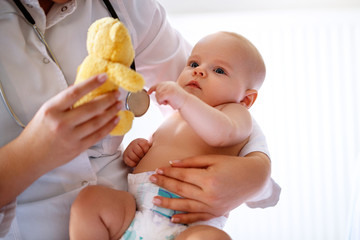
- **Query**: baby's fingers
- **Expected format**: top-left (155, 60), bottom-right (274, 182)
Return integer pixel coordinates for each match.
top-left (147, 85), bottom-right (156, 95)
top-left (137, 139), bottom-right (152, 154)
top-left (124, 157), bottom-right (138, 168)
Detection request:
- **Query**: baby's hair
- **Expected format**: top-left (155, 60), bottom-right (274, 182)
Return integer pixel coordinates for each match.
top-left (220, 31), bottom-right (266, 90)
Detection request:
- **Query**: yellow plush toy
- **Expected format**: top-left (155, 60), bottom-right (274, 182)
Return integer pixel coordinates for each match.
top-left (73, 17), bottom-right (145, 135)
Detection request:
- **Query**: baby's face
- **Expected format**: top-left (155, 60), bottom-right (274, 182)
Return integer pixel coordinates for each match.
top-left (177, 32), bottom-right (252, 107)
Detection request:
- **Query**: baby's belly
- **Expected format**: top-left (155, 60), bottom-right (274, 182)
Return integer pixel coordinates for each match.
top-left (132, 136), bottom-right (243, 174)
top-left (132, 145), bottom-right (195, 174)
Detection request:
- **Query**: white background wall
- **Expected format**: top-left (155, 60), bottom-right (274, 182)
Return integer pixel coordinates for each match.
top-left (125, 2), bottom-right (360, 239)
top-left (157, 0), bottom-right (360, 13)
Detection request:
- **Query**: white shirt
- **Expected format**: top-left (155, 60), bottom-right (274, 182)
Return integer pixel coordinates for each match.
top-left (0, 0), bottom-right (279, 239)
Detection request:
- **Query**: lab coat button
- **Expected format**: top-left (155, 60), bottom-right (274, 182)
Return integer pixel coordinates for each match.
top-left (61, 6), bottom-right (68, 12)
top-left (43, 57), bottom-right (50, 64)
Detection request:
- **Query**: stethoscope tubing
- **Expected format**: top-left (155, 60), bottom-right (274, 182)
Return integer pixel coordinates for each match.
top-left (0, 77), bottom-right (26, 128)
top-left (0, 0), bottom-right (147, 128)
top-left (0, 0), bottom-right (67, 128)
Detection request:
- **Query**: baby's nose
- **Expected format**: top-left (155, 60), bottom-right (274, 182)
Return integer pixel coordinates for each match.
top-left (193, 68), bottom-right (206, 77)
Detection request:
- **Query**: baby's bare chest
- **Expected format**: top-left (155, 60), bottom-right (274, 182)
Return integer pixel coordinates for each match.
top-left (134, 114), bottom-right (244, 173)
top-left (153, 115), bottom-right (241, 157)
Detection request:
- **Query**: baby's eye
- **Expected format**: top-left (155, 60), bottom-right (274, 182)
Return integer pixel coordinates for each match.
top-left (189, 61), bottom-right (199, 68)
top-left (214, 68), bottom-right (225, 74)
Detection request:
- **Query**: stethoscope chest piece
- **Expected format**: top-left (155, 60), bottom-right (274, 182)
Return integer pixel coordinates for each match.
top-left (125, 89), bottom-right (150, 117)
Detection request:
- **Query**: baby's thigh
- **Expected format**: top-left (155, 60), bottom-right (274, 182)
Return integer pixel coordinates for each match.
top-left (71, 185), bottom-right (136, 239)
top-left (175, 225), bottom-right (231, 240)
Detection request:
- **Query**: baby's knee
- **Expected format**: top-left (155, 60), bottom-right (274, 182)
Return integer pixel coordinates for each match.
top-left (71, 186), bottom-right (102, 216)
top-left (176, 225), bottom-right (231, 240)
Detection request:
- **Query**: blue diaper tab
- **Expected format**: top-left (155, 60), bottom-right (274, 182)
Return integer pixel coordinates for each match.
top-left (152, 188), bottom-right (185, 218)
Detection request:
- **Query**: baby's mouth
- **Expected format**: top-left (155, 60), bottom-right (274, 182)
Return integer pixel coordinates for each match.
top-left (186, 81), bottom-right (201, 89)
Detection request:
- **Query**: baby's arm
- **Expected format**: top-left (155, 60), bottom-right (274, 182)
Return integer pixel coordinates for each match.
top-left (123, 138), bottom-right (152, 167)
top-left (148, 82), bottom-right (252, 147)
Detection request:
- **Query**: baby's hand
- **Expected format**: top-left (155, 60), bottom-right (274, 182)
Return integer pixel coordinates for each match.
top-left (123, 138), bottom-right (152, 167)
top-left (148, 82), bottom-right (188, 110)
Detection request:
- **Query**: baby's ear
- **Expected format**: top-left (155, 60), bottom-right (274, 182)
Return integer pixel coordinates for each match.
top-left (240, 89), bottom-right (258, 109)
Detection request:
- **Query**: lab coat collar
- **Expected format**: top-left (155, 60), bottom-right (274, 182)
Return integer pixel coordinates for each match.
top-left (13, 0), bottom-right (77, 30)
top-left (46, 0), bottom-right (77, 29)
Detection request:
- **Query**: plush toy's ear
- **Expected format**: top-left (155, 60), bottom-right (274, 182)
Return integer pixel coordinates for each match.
top-left (109, 20), bottom-right (124, 42)
top-left (86, 18), bottom-right (105, 55)
top-left (240, 89), bottom-right (258, 109)
top-left (109, 21), bottom-right (134, 66)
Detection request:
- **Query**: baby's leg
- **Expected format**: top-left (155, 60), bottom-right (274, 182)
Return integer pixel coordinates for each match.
top-left (69, 185), bottom-right (135, 240)
top-left (175, 225), bottom-right (232, 240)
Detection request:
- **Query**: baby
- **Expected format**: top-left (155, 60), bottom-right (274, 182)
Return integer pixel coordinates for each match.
top-left (70, 31), bottom-right (266, 240)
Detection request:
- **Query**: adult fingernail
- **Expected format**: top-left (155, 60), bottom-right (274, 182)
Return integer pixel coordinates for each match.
top-left (152, 197), bottom-right (161, 205)
top-left (98, 73), bottom-right (108, 83)
top-left (149, 175), bottom-right (157, 183)
top-left (155, 168), bottom-right (163, 175)
top-left (171, 217), bottom-right (180, 223)
top-left (169, 160), bottom-right (181, 165)
top-left (114, 117), bottom-right (120, 124)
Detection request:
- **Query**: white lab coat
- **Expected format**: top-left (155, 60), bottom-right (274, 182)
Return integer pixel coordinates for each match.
top-left (0, 0), bottom-right (279, 239)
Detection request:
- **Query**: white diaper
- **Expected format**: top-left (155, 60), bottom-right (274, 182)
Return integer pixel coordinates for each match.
top-left (120, 171), bottom-right (227, 240)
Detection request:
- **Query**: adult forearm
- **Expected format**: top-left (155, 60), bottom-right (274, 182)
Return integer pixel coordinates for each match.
top-left (0, 74), bottom-right (123, 208)
top-left (0, 139), bottom-right (47, 208)
top-left (234, 151), bottom-right (271, 204)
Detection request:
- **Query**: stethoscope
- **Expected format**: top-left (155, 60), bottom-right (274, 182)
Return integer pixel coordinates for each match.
top-left (0, 0), bottom-right (150, 128)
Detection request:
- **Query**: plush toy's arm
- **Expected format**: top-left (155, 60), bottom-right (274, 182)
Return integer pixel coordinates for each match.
top-left (75, 56), bottom-right (108, 84)
top-left (107, 62), bottom-right (145, 93)
top-left (106, 62), bottom-right (145, 135)
top-left (73, 56), bottom-right (114, 108)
